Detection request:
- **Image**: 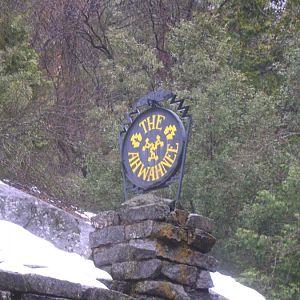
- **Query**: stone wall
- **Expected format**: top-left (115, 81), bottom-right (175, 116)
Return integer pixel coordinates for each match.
top-left (0, 270), bottom-right (133, 300)
top-left (90, 194), bottom-right (218, 300)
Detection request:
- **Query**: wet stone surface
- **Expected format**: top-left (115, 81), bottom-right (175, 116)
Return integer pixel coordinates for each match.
top-left (0, 270), bottom-right (132, 300)
top-left (91, 210), bottom-right (120, 229)
top-left (111, 259), bottom-right (162, 280)
top-left (187, 229), bottom-right (216, 253)
top-left (119, 203), bottom-right (170, 225)
top-left (134, 280), bottom-right (190, 300)
top-left (93, 242), bottom-right (156, 267)
top-left (161, 261), bottom-right (197, 287)
top-left (185, 214), bottom-right (215, 234)
top-left (90, 225), bottom-right (125, 248)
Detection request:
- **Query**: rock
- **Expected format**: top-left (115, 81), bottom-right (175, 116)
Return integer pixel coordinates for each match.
top-left (187, 229), bottom-right (216, 253)
top-left (90, 225), bottom-right (125, 248)
top-left (0, 270), bottom-right (132, 300)
top-left (123, 239), bottom-right (217, 271)
top-left (168, 209), bottom-right (189, 226)
top-left (24, 274), bottom-right (83, 299)
top-left (125, 220), bottom-right (187, 243)
top-left (93, 244), bottom-right (133, 266)
top-left (185, 214), bottom-right (215, 233)
top-left (111, 259), bottom-right (162, 280)
top-left (100, 265), bottom-right (112, 274)
top-left (152, 222), bottom-right (187, 243)
top-left (91, 211), bottom-right (120, 229)
top-left (134, 280), bottom-right (190, 300)
top-left (0, 271), bottom-right (83, 299)
top-left (120, 203), bottom-right (170, 225)
top-left (161, 261), bottom-right (197, 287)
top-left (209, 290), bottom-right (228, 300)
top-left (135, 296), bottom-right (165, 300)
top-left (121, 194), bottom-right (175, 210)
top-left (0, 183), bottom-right (93, 257)
top-left (184, 287), bottom-right (213, 300)
top-left (125, 220), bottom-right (154, 240)
top-left (129, 239), bottom-right (157, 253)
top-left (196, 271), bottom-right (213, 289)
top-left (0, 271), bottom-right (27, 292)
top-left (99, 280), bottom-right (131, 295)
top-left (83, 288), bottom-right (135, 300)
top-left (155, 240), bottom-right (218, 271)
top-left (93, 242), bottom-right (156, 267)
top-left (20, 295), bottom-right (71, 300)
top-left (0, 291), bottom-right (12, 300)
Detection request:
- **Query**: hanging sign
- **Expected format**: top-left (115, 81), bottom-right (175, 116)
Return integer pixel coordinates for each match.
top-left (121, 107), bottom-right (185, 190)
top-left (119, 90), bottom-right (191, 203)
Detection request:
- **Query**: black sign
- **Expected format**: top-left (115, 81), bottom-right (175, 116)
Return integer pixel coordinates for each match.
top-left (121, 107), bottom-right (185, 190)
top-left (119, 90), bottom-right (191, 204)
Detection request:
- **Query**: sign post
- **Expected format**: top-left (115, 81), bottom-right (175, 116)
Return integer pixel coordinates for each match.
top-left (119, 90), bottom-right (191, 207)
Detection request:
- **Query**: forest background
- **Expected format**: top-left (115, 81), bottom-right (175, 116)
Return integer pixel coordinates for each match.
top-left (0, 0), bottom-right (299, 299)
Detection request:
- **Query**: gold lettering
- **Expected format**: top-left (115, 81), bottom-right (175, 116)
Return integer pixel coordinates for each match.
top-left (148, 167), bottom-right (157, 181)
top-left (156, 115), bottom-right (165, 131)
top-left (139, 119), bottom-right (147, 133)
top-left (147, 116), bottom-right (155, 131)
top-left (128, 152), bottom-right (143, 173)
top-left (128, 152), bottom-right (139, 163)
top-left (160, 143), bottom-right (179, 168)
top-left (167, 143), bottom-right (179, 153)
top-left (139, 114), bottom-right (166, 133)
top-left (160, 155), bottom-right (173, 168)
top-left (137, 164), bottom-right (150, 180)
top-left (128, 141), bottom-right (180, 183)
top-left (154, 163), bottom-right (166, 179)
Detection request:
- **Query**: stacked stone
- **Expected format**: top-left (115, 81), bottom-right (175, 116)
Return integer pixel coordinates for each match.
top-left (0, 270), bottom-right (133, 300)
top-left (90, 195), bottom-right (218, 300)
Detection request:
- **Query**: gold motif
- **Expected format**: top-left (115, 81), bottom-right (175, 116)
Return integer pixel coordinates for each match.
top-left (164, 125), bottom-right (177, 140)
top-left (130, 133), bottom-right (142, 148)
top-left (142, 135), bottom-right (164, 162)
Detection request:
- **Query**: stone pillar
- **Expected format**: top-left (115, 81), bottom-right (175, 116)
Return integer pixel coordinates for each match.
top-left (90, 194), bottom-right (217, 300)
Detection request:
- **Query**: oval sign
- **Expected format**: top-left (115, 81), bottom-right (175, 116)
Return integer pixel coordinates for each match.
top-left (121, 107), bottom-right (185, 189)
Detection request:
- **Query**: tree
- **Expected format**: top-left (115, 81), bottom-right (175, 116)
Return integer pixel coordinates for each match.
top-left (0, 2), bottom-right (45, 185)
top-left (165, 11), bottom-right (300, 299)
top-left (233, 160), bottom-right (300, 299)
top-left (231, 20), bottom-right (300, 300)
top-left (217, 0), bottom-right (291, 94)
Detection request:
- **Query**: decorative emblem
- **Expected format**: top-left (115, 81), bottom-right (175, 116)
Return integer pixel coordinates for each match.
top-left (121, 108), bottom-right (185, 190)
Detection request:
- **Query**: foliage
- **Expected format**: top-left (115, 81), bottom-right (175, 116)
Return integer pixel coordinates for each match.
top-left (0, 15), bottom-right (41, 115)
top-left (71, 110), bottom-right (124, 211)
top-left (233, 160), bottom-right (300, 299)
top-left (168, 12), bottom-right (280, 233)
top-left (0, 5), bottom-right (46, 187)
top-left (166, 9), bottom-right (299, 299)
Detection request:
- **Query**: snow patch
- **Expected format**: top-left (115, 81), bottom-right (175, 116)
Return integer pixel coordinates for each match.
top-left (74, 210), bottom-right (97, 221)
top-left (210, 271), bottom-right (265, 300)
top-left (0, 220), bottom-right (111, 289)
